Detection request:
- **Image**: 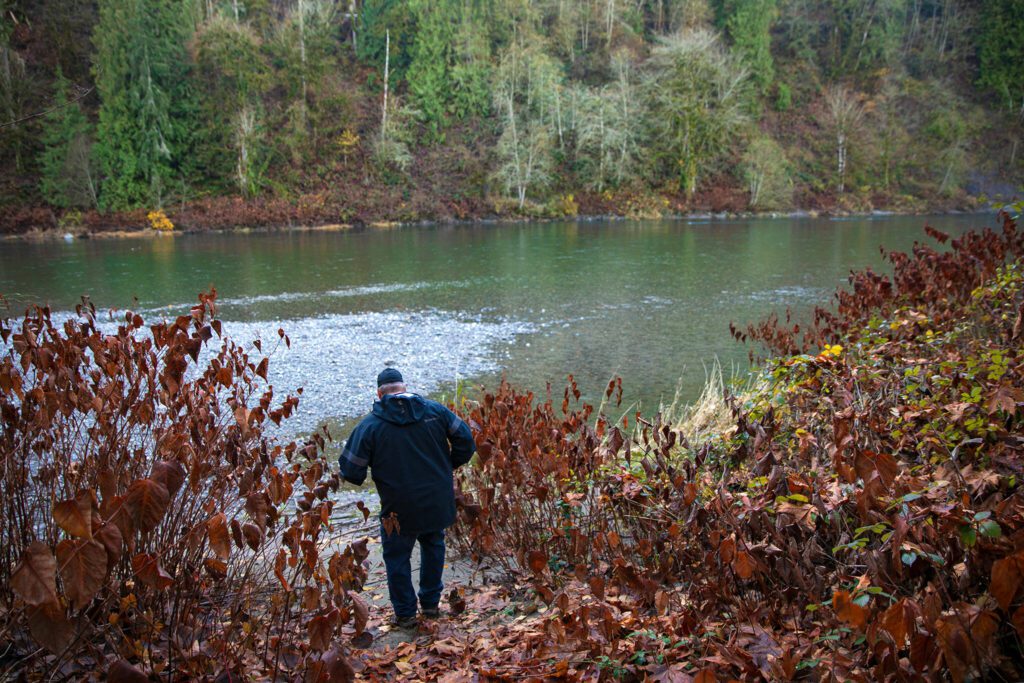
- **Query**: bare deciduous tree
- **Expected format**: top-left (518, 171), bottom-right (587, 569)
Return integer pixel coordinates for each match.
top-left (742, 135), bottom-right (792, 209)
top-left (492, 38), bottom-right (562, 208)
top-left (574, 51), bottom-right (643, 191)
top-left (823, 85), bottom-right (865, 194)
top-left (234, 106), bottom-right (260, 197)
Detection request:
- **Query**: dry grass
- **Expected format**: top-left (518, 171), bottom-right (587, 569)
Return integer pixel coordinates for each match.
top-left (660, 361), bottom-right (759, 445)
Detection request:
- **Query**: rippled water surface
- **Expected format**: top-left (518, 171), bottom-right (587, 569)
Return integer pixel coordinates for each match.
top-left (0, 214), bottom-right (993, 432)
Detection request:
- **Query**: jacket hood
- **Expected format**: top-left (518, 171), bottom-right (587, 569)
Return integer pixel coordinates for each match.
top-left (372, 392), bottom-right (427, 425)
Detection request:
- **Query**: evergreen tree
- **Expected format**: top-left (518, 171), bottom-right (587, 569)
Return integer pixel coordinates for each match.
top-left (715, 0), bottom-right (775, 92)
top-left (823, 0), bottom-right (906, 77)
top-left (1, 0), bottom-right (30, 173)
top-left (357, 0), bottom-right (417, 83)
top-left (977, 0), bottom-right (1024, 114)
top-left (38, 68), bottom-right (97, 208)
top-left (448, 11), bottom-right (493, 120)
top-left (93, 0), bottom-right (199, 210)
top-left (407, 0), bottom-right (453, 141)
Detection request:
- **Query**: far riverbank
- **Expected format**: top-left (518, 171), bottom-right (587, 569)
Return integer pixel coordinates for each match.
top-left (0, 183), bottom-right (997, 241)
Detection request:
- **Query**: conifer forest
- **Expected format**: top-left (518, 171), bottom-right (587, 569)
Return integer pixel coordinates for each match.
top-left (1, 0), bottom-right (1023, 232)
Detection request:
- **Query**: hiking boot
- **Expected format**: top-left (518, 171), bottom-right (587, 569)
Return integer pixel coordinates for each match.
top-left (421, 606), bottom-right (441, 619)
top-left (394, 614), bottom-right (418, 629)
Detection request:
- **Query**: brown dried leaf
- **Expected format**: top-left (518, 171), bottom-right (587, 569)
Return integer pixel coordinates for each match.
top-left (732, 550), bottom-right (755, 579)
top-left (107, 660), bottom-right (150, 683)
top-left (131, 553), bottom-right (173, 590)
top-left (274, 548), bottom-right (291, 591)
top-left (935, 607), bottom-right (999, 683)
top-left (990, 551), bottom-right (1024, 612)
top-left (655, 590), bottom-right (671, 615)
top-left (102, 494), bottom-right (135, 540)
top-left (879, 598), bottom-right (911, 646)
top-left (854, 451), bottom-right (898, 489)
top-left (527, 550), bottom-right (547, 574)
top-left (985, 385), bottom-right (1020, 416)
top-left (256, 357), bottom-right (269, 380)
top-left (833, 589), bottom-right (867, 629)
top-left (693, 669), bottom-right (717, 683)
top-left (56, 538), bottom-right (107, 610)
top-left (588, 576), bottom-right (605, 601)
top-left (53, 490), bottom-right (95, 539)
top-left (302, 587), bottom-right (321, 611)
top-left (1012, 605), bottom-right (1024, 640)
top-left (151, 460), bottom-right (185, 497)
top-left (682, 482), bottom-right (698, 506)
top-left (234, 405), bottom-right (250, 435)
top-left (351, 593), bottom-right (369, 636)
top-left (94, 522), bottom-right (123, 573)
top-left (718, 537), bottom-right (736, 564)
top-left (308, 609), bottom-right (339, 651)
top-left (245, 492), bottom-right (269, 531)
top-left (649, 663), bottom-right (695, 682)
top-left (203, 557), bottom-right (227, 579)
top-left (125, 478), bottom-right (170, 534)
top-left (27, 600), bottom-right (74, 655)
top-left (98, 469), bottom-right (117, 501)
top-left (318, 646), bottom-right (355, 682)
top-left (242, 522), bottom-right (263, 551)
top-left (207, 513), bottom-right (231, 560)
top-left (11, 541), bottom-right (58, 606)
top-left (777, 500), bottom-right (816, 531)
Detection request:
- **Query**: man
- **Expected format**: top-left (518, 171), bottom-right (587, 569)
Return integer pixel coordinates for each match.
top-left (339, 368), bottom-right (476, 629)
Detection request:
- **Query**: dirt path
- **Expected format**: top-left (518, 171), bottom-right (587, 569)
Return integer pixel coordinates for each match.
top-left (321, 493), bottom-right (518, 653)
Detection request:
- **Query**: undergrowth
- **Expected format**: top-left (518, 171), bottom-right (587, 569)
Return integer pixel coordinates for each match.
top-left (3, 215), bottom-right (1023, 681)
top-left (446, 214), bottom-right (1024, 681)
top-left (0, 292), bottom-right (368, 680)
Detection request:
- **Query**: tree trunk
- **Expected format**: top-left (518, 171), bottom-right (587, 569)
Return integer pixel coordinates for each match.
top-left (506, 95), bottom-right (526, 209)
top-left (381, 29), bottom-right (390, 136)
top-left (298, 0), bottom-right (308, 112)
top-left (837, 132), bottom-right (846, 193)
top-left (606, 0), bottom-right (615, 48)
top-left (350, 0), bottom-right (358, 53)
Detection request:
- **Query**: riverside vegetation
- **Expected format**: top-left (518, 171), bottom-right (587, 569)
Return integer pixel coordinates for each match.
top-left (1, 213), bottom-right (1023, 679)
top-left (1, 0), bottom-right (1023, 235)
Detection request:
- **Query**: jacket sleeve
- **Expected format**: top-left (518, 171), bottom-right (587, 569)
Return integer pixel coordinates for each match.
top-left (339, 423), bottom-right (372, 485)
top-left (444, 406), bottom-right (476, 469)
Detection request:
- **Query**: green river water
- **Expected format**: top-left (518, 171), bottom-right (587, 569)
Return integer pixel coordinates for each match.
top-left (0, 213), bottom-right (994, 435)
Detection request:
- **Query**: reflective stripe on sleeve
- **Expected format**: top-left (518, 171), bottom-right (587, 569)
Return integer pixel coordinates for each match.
top-left (448, 414), bottom-right (465, 436)
top-left (342, 445), bottom-right (368, 468)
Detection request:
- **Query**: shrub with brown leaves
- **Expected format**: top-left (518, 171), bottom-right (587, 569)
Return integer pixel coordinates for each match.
top-left (452, 216), bottom-right (1024, 681)
top-left (0, 291), bottom-right (365, 680)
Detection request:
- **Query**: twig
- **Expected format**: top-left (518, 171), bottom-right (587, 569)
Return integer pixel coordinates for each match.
top-left (0, 87), bottom-right (94, 130)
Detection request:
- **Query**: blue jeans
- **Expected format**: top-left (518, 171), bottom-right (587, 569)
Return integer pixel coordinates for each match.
top-left (380, 525), bottom-right (445, 619)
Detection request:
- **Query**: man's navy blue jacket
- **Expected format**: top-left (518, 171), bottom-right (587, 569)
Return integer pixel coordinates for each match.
top-left (339, 393), bottom-right (476, 536)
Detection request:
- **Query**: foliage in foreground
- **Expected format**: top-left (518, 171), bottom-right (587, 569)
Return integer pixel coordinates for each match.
top-left (431, 216), bottom-right (1024, 680)
top-left (0, 293), bottom-right (368, 680)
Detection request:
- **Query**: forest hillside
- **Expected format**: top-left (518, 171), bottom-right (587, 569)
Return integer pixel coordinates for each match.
top-left (1, 0), bottom-right (1023, 233)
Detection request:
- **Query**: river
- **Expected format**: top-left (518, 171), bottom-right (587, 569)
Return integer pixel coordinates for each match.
top-left (0, 213), bottom-right (994, 436)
